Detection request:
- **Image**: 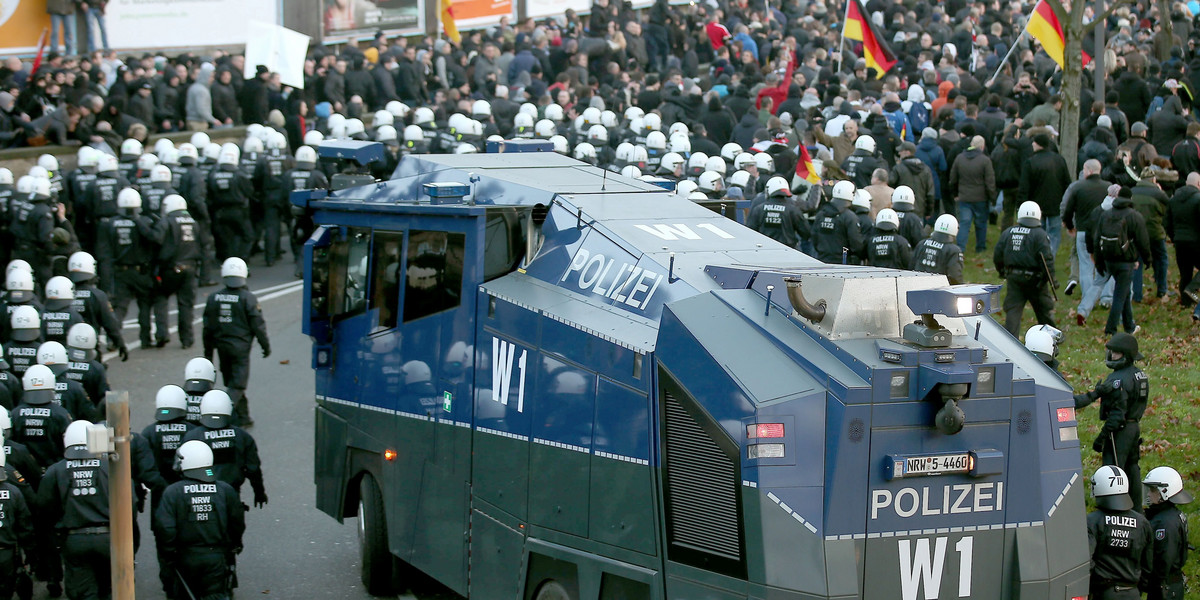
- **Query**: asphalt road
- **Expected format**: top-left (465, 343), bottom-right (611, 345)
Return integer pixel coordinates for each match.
top-left (40, 258), bottom-right (439, 599)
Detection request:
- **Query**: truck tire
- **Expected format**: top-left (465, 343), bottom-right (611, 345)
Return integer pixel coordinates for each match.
top-left (358, 474), bottom-right (395, 595)
top-left (534, 580), bottom-right (572, 600)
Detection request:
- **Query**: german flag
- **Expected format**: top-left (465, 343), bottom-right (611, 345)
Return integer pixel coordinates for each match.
top-left (1026, 0), bottom-right (1089, 69)
top-left (843, 0), bottom-right (896, 79)
top-left (440, 0), bottom-right (461, 45)
top-left (795, 145), bottom-right (821, 184)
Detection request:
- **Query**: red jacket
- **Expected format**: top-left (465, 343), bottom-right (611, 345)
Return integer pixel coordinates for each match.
top-left (705, 22), bottom-right (732, 49)
top-left (755, 53), bottom-right (795, 111)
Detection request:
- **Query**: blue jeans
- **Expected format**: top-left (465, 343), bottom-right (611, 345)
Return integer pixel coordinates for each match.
top-left (50, 13), bottom-right (77, 54)
top-left (86, 7), bottom-right (109, 51)
top-left (1132, 238), bottom-right (1169, 301)
top-left (956, 201), bottom-right (989, 251)
top-left (1045, 216), bottom-right (1063, 258)
top-left (1106, 262), bottom-right (1137, 335)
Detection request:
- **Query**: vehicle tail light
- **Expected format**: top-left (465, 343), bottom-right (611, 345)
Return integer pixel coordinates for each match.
top-left (1056, 407), bottom-right (1075, 422)
top-left (747, 423), bottom-right (785, 439)
top-left (384, 449), bottom-right (397, 461)
top-left (747, 443), bottom-right (785, 459)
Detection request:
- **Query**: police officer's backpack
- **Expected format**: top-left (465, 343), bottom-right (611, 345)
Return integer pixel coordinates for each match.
top-left (1096, 211), bottom-right (1133, 262)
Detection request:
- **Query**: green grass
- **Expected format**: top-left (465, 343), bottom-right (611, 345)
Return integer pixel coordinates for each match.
top-left (961, 219), bottom-right (1200, 580)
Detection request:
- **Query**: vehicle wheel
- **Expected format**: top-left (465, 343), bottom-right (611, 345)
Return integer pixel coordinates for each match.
top-left (534, 580), bottom-right (573, 600)
top-left (358, 474), bottom-right (395, 595)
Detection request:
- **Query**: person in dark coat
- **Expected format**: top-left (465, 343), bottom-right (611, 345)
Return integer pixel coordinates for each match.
top-left (948, 135), bottom-right (997, 253)
top-left (1149, 95), bottom-right (1188, 157)
top-left (1167, 172), bottom-right (1200, 304)
top-left (211, 69), bottom-right (239, 126)
top-left (239, 65), bottom-right (271, 126)
top-left (343, 57), bottom-right (376, 111)
top-left (1169, 122), bottom-right (1200, 177)
top-left (1116, 67), bottom-right (1153, 126)
top-left (127, 82), bottom-right (156, 131)
top-left (373, 53), bottom-right (400, 106)
top-left (731, 111), bottom-right (760, 149)
top-left (1018, 133), bottom-right (1072, 253)
top-left (700, 94), bottom-right (735, 146)
top-left (889, 142), bottom-right (936, 221)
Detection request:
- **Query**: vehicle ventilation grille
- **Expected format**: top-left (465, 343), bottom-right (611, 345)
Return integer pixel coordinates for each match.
top-left (1017, 409), bottom-right (1033, 434)
top-left (848, 418), bottom-right (865, 443)
top-left (663, 390), bottom-right (742, 562)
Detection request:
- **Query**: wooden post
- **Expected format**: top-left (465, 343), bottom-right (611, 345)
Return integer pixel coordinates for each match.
top-left (107, 391), bottom-right (135, 600)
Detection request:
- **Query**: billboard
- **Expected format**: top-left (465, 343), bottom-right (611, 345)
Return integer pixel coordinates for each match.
top-left (0, 1), bottom-right (52, 54)
top-left (105, 0), bottom-right (279, 49)
top-left (448, 0), bottom-right (513, 28)
top-left (525, 0), bottom-right (588, 19)
top-left (324, 0), bottom-right (423, 36)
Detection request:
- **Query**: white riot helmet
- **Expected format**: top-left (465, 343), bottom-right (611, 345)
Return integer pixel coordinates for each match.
top-left (63, 419), bottom-right (96, 459)
top-left (1024, 325), bottom-right (1058, 360)
top-left (154, 138), bottom-right (175, 156)
top-left (403, 125), bottom-right (424, 144)
top-left (550, 135), bottom-right (569, 155)
top-left (534, 119), bottom-right (557, 138)
top-left (78, 146), bottom-right (100, 169)
top-left (668, 122), bottom-right (689, 138)
top-left (151, 165), bottom-right (172, 184)
top-left (620, 165), bottom-right (643, 179)
top-left (1017, 201), bottom-right (1042, 227)
top-left (1143, 466), bottom-right (1194, 505)
top-left (675, 180), bottom-right (699, 197)
top-left (686, 152), bottom-right (709, 177)
top-left (295, 146), bottom-right (317, 168)
top-left (345, 118), bottom-right (367, 140)
top-left (242, 136), bottom-right (263, 154)
top-left (658, 152), bottom-right (685, 175)
top-left (766, 176), bottom-right (792, 197)
top-left (304, 130), bottom-right (325, 147)
top-left (199, 389), bottom-right (234, 429)
top-left (720, 143), bottom-right (742, 162)
top-left (327, 113), bottom-right (347, 138)
top-left (571, 115), bottom-right (586, 135)
top-left (121, 138), bottom-right (143, 157)
top-left (753, 152), bottom-right (774, 173)
top-left (31, 178), bottom-right (51, 199)
top-left (99, 154), bottom-right (119, 173)
top-left (891, 185), bottom-right (915, 212)
top-left (587, 125), bottom-right (608, 144)
top-left (38, 154), bottom-right (59, 173)
top-left (177, 143), bottom-right (199, 165)
top-left (66, 323), bottom-right (98, 361)
top-left (28, 165), bottom-right (48, 181)
top-left (1092, 465), bottom-right (1134, 511)
top-left (687, 191), bottom-right (709, 201)
top-left (0, 405), bottom-right (9, 436)
top-left (15, 176), bottom-right (32, 196)
top-left (623, 106), bottom-right (644, 123)
top-left (37, 341), bottom-right (69, 377)
top-left (628, 117), bottom-right (644, 136)
top-left (6, 259), bottom-right (31, 277)
top-left (630, 146), bottom-right (648, 170)
top-left (413, 107), bottom-right (435, 126)
top-left (852, 189), bottom-right (872, 211)
top-left (703, 156), bottom-right (727, 176)
top-left (163, 194), bottom-right (187, 214)
top-left (855, 135), bottom-right (876, 153)
top-left (668, 133), bottom-right (691, 154)
top-left (729, 170), bottom-right (752, 189)
top-left (600, 110), bottom-right (618, 128)
top-left (646, 131), bottom-right (667, 151)
top-left (45, 276), bottom-right (74, 302)
top-left (573, 142), bottom-right (598, 164)
top-left (202, 143), bottom-right (222, 164)
top-left (68, 251), bottom-right (97, 283)
top-left (518, 103), bottom-right (538, 119)
top-left (246, 124), bottom-right (264, 140)
top-left (0, 168), bottom-right (11, 186)
top-left (217, 145), bottom-right (240, 166)
top-left (385, 100), bottom-right (410, 119)
top-left (934, 214), bottom-right (959, 237)
top-left (155, 384), bottom-right (189, 422)
top-left (267, 131), bottom-right (287, 151)
top-left (373, 110), bottom-right (394, 129)
top-left (544, 103), bottom-right (565, 123)
top-left (6, 265), bottom-right (34, 303)
top-left (22, 364), bottom-right (55, 405)
top-left (159, 147), bottom-right (180, 166)
top-left (177, 439), bottom-right (217, 481)
top-left (117, 188), bottom-right (142, 210)
top-left (221, 257), bottom-right (248, 287)
top-left (581, 107), bottom-right (602, 128)
top-left (614, 142), bottom-right (635, 166)
top-left (875, 208), bottom-right (900, 231)
top-left (643, 113), bottom-right (662, 132)
top-left (184, 357), bottom-right (217, 393)
top-left (375, 125), bottom-right (398, 145)
top-left (734, 153), bottom-right (755, 171)
top-left (831, 180), bottom-right (856, 202)
top-left (698, 171), bottom-right (724, 193)
top-left (514, 113), bottom-right (534, 136)
top-left (190, 131), bottom-right (211, 149)
top-left (472, 100), bottom-right (492, 119)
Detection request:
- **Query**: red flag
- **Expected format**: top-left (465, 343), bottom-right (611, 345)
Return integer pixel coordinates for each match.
top-left (795, 145), bottom-right (821, 184)
top-left (842, 0), bottom-right (897, 79)
top-left (1026, 0), bottom-right (1090, 69)
top-left (31, 28), bottom-right (48, 76)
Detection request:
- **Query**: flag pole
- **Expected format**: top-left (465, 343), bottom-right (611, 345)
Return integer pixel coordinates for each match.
top-left (838, 0), bottom-right (850, 74)
top-left (985, 0), bottom-right (1036, 86)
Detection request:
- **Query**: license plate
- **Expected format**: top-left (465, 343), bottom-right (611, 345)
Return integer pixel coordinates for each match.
top-left (903, 453), bottom-right (971, 476)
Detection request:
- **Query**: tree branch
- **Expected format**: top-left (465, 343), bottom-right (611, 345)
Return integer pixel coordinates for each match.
top-left (1045, 0), bottom-right (1070, 30)
top-left (1085, 0), bottom-right (1135, 33)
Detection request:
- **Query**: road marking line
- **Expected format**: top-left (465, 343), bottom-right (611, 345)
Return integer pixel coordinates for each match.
top-left (119, 280), bottom-right (302, 329)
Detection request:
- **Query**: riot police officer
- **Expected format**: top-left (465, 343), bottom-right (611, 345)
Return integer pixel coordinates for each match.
top-left (12, 364), bottom-right (72, 469)
top-left (912, 215), bottom-right (965, 284)
top-left (6, 306), bottom-right (44, 376)
top-left (183, 357), bottom-right (216, 425)
top-left (98, 188), bottom-right (158, 348)
top-left (36, 342), bottom-right (95, 422)
top-left (66, 149), bottom-right (99, 252)
top-left (1140, 466), bottom-right (1191, 600)
top-left (1024, 324), bottom-right (1063, 373)
top-left (182, 390), bottom-right (267, 508)
top-left (1075, 332), bottom-right (1150, 509)
top-left (748, 177), bottom-right (807, 249)
top-left (994, 201), bottom-right (1057, 336)
top-left (142, 385), bottom-right (195, 495)
top-left (284, 146), bottom-right (331, 277)
top-left (208, 144), bottom-right (256, 261)
top-left (867, 208), bottom-right (913, 269)
top-left (841, 135), bottom-right (880, 189)
top-left (0, 445), bottom-right (34, 600)
top-left (118, 139), bottom-right (143, 174)
top-left (0, 347), bottom-right (18, 410)
top-left (152, 195), bottom-right (201, 349)
top-left (10, 178), bottom-right (56, 287)
top-left (67, 251), bottom-right (128, 360)
top-left (37, 420), bottom-right (111, 600)
top-left (1, 267), bottom-right (43, 342)
top-left (177, 143), bottom-right (219, 287)
top-left (811, 181), bottom-right (864, 264)
top-left (202, 258), bottom-right (270, 426)
top-left (65, 324), bottom-right (109, 407)
top-left (154, 440), bottom-right (244, 600)
top-left (1, 405), bottom-right (41, 490)
top-left (142, 165), bottom-right (176, 216)
top-left (40, 277), bottom-right (83, 346)
top-left (78, 154), bottom-right (129, 263)
top-left (850, 190), bottom-right (874, 263)
top-left (255, 133), bottom-right (292, 267)
top-left (1087, 465), bottom-right (1153, 599)
top-left (891, 186), bottom-right (927, 248)
top-left (0, 168), bottom-right (14, 268)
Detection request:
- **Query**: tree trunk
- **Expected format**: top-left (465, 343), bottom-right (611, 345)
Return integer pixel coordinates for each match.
top-left (1159, 0), bottom-right (1175, 47)
top-left (1060, 8), bottom-right (1086, 179)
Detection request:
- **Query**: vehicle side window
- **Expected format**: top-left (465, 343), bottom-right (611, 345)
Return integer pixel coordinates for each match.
top-left (329, 227), bottom-right (371, 319)
top-left (370, 231), bottom-right (404, 329)
top-left (404, 230), bottom-right (465, 322)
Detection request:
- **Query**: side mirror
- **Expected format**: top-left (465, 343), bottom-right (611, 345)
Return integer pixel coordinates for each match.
top-left (303, 227), bottom-right (334, 345)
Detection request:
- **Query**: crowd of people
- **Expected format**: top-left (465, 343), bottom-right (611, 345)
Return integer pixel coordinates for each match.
top-left (0, 0), bottom-right (1198, 595)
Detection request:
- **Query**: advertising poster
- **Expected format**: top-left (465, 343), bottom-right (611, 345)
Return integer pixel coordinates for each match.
top-left (0, 1), bottom-right (52, 54)
top-left (448, 0), bottom-right (513, 29)
top-left (525, 0), bottom-right (589, 19)
top-left (105, 0), bottom-right (279, 49)
top-left (324, 0), bottom-right (423, 37)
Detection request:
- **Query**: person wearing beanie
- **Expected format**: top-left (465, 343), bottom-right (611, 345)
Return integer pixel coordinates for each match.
top-left (1019, 132), bottom-right (1072, 255)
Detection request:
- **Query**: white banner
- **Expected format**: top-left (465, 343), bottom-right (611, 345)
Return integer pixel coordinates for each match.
top-left (106, 0), bottom-right (279, 49)
top-left (525, 0), bottom-right (590, 19)
top-left (244, 22), bottom-right (311, 89)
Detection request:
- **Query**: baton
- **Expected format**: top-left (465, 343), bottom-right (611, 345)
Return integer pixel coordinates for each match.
top-left (175, 569), bottom-right (199, 600)
top-left (1040, 254), bottom-right (1058, 302)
